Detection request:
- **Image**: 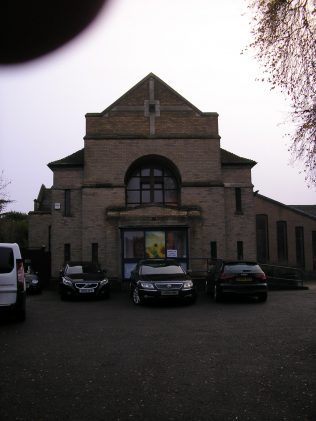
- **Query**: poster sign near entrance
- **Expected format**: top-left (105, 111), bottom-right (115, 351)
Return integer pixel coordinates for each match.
top-left (145, 231), bottom-right (165, 258)
top-left (122, 228), bottom-right (188, 279)
top-left (167, 249), bottom-right (178, 258)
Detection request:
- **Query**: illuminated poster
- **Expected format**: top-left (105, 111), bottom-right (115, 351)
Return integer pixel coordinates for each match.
top-left (145, 231), bottom-right (165, 258)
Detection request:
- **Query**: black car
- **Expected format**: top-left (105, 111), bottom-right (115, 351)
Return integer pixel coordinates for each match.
top-left (59, 262), bottom-right (110, 300)
top-left (206, 260), bottom-right (268, 302)
top-left (25, 270), bottom-right (42, 294)
top-left (130, 259), bottom-right (196, 305)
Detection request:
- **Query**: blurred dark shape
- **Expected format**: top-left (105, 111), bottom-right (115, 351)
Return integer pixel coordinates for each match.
top-left (0, 0), bottom-right (108, 64)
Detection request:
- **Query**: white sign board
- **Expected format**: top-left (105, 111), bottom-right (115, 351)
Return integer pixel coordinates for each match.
top-left (167, 249), bottom-right (177, 258)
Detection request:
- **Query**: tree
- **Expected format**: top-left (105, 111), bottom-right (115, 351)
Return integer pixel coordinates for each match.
top-left (245, 0), bottom-right (316, 186)
top-left (0, 171), bottom-right (13, 214)
top-left (0, 212), bottom-right (28, 249)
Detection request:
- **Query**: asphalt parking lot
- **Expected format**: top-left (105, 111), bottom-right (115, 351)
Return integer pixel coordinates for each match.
top-left (1, 284), bottom-right (316, 421)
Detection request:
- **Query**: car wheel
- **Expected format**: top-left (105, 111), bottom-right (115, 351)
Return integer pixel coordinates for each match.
top-left (132, 287), bottom-right (142, 305)
top-left (257, 292), bottom-right (267, 303)
top-left (214, 285), bottom-right (222, 302)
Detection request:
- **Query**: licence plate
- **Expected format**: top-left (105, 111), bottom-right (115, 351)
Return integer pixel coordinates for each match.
top-left (237, 277), bottom-right (252, 282)
top-left (79, 288), bottom-right (95, 293)
top-left (161, 290), bottom-right (179, 296)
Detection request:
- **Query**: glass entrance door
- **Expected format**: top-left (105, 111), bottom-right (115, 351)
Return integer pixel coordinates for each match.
top-left (122, 228), bottom-right (188, 279)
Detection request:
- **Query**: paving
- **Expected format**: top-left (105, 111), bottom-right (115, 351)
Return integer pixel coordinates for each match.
top-left (1, 286), bottom-right (316, 421)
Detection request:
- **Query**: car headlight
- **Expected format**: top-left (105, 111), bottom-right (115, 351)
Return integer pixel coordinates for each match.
top-left (100, 278), bottom-right (109, 286)
top-left (183, 280), bottom-right (193, 289)
top-left (140, 282), bottom-right (155, 289)
top-left (62, 277), bottom-right (73, 287)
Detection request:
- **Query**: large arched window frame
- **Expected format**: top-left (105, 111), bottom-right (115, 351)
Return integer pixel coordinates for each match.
top-left (125, 156), bottom-right (180, 207)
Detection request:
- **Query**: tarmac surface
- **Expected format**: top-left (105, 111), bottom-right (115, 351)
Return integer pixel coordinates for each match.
top-left (1, 283), bottom-right (316, 420)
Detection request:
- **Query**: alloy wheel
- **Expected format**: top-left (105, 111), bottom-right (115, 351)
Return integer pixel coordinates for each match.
top-left (132, 287), bottom-right (141, 305)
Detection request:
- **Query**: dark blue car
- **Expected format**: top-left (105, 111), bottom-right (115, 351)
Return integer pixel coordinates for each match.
top-left (59, 262), bottom-right (110, 300)
top-left (130, 259), bottom-right (196, 305)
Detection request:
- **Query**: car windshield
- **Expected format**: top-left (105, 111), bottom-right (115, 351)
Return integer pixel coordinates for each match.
top-left (224, 263), bottom-right (263, 273)
top-left (66, 263), bottom-right (100, 275)
top-left (140, 263), bottom-right (184, 275)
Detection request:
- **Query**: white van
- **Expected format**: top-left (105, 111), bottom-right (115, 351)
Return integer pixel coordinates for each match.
top-left (0, 243), bottom-right (26, 321)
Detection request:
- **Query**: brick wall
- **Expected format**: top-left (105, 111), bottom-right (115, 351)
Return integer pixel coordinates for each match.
top-left (83, 138), bottom-right (221, 186)
top-left (50, 182), bottom-right (83, 275)
top-left (86, 76), bottom-right (219, 138)
top-left (28, 212), bottom-right (51, 249)
top-left (53, 168), bottom-right (83, 188)
top-left (224, 187), bottom-right (256, 260)
top-left (254, 195), bottom-right (316, 271)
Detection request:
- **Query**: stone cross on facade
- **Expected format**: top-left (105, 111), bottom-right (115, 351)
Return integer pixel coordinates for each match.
top-left (109, 75), bottom-right (193, 137)
top-left (144, 78), bottom-right (160, 136)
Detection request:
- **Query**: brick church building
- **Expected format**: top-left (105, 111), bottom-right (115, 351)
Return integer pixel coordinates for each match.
top-left (28, 74), bottom-right (316, 280)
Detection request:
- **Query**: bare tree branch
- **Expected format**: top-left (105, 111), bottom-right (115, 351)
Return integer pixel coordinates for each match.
top-left (245, 0), bottom-right (316, 186)
top-left (0, 171), bottom-right (12, 214)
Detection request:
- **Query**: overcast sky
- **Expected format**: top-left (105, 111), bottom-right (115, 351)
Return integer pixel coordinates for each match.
top-left (0, 0), bottom-right (315, 213)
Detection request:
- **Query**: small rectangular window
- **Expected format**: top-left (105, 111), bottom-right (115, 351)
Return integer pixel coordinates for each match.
top-left (64, 190), bottom-right (71, 217)
top-left (235, 188), bottom-right (242, 213)
top-left (127, 190), bottom-right (140, 204)
top-left (256, 214), bottom-right (269, 263)
top-left (124, 231), bottom-right (145, 258)
top-left (141, 168), bottom-right (150, 176)
top-left (64, 243), bottom-right (71, 263)
top-left (141, 190), bottom-right (150, 203)
top-left (295, 227), bottom-right (305, 268)
top-left (154, 190), bottom-right (163, 203)
top-left (237, 241), bottom-right (244, 260)
top-left (164, 190), bottom-right (177, 204)
top-left (277, 221), bottom-right (288, 263)
top-left (92, 243), bottom-right (98, 263)
top-left (210, 242), bottom-right (217, 259)
top-left (48, 225), bottom-right (52, 252)
top-left (166, 230), bottom-right (187, 258)
top-left (312, 231), bottom-right (316, 270)
top-left (149, 103), bottom-right (156, 113)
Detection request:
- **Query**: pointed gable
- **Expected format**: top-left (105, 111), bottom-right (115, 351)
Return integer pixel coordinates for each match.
top-left (48, 149), bottom-right (84, 169)
top-left (85, 73), bottom-right (219, 139)
top-left (221, 149), bottom-right (256, 168)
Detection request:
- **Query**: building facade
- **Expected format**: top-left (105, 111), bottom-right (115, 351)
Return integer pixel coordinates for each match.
top-left (28, 74), bottom-right (316, 279)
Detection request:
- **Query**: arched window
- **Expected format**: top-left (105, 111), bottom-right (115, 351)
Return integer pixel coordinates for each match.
top-left (126, 160), bottom-right (179, 207)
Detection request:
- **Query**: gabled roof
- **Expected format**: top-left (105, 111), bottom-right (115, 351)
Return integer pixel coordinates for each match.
top-left (48, 149), bottom-right (84, 169)
top-left (289, 205), bottom-right (316, 218)
top-left (48, 148), bottom-right (255, 170)
top-left (34, 184), bottom-right (51, 212)
top-left (221, 149), bottom-right (257, 167)
top-left (86, 73), bottom-right (218, 118)
top-left (256, 194), bottom-right (316, 221)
